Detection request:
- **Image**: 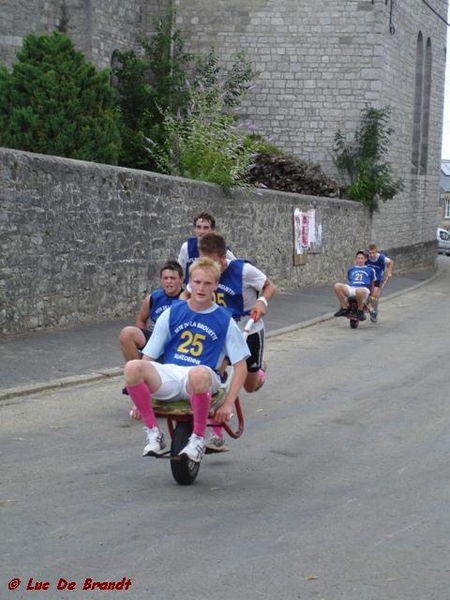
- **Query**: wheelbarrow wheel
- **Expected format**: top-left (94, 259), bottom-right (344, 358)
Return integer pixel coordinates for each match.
top-left (170, 421), bottom-right (200, 485)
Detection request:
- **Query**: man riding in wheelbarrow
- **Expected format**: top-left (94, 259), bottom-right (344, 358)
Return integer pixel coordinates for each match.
top-left (333, 250), bottom-right (376, 321)
top-left (123, 257), bottom-right (250, 464)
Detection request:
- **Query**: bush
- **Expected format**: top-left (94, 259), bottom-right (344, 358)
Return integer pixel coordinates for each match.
top-left (112, 10), bottom-right (192, 169)
top-left (151, 86), bottom-right (254, 189)
top-left (333, 105), bottom-right (404, 212)
top-left (140, 34), bottom-right (257, 188)
top-left (0, 32), bottom-right (121, 164)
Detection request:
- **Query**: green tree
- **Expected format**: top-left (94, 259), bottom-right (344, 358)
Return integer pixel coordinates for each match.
top-left (152, 85), bottom-right (254, 189)
top-left (0, 32), bottom-right (121, 164)
top-left (113, 9), bottom-right (258, 180)
top-left (144, 44), bottom-right (257, 188)
top-left (194, 47), bottom-right (255, 110)
top-left (112, 9), bottom-right (192, 169)
top-left (333, 106), bottom-right (403, 212)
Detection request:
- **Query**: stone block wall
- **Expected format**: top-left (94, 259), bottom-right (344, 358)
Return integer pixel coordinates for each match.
top-left (0, 0), bottom-right (157, 69)
top-left (0, 148), bottom-right (380, 335)
top-left (173, 0), bottom-right (446, 252)
top-left (0, 1), bottom-right (445, 255)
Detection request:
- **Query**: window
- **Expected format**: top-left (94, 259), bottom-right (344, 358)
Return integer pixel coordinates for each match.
top-left (411, 33), bottom-right (432, 175)
top-left (420, 38), bottom-right (432, 174)
top-left (110, 49), bottom-right (121, 88)
top-left (445, 197), bottom-right (450, 219)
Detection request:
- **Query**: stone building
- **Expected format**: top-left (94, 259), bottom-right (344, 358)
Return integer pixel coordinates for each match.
top-left (0, 1), bottom-right (447, 255)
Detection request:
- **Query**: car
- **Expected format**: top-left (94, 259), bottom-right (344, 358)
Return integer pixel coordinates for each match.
top-left (437, 227), bottom-right (450, 255)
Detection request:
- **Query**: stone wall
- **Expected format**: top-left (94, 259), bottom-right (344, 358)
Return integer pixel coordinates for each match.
top-left (0, 0), bottom-right (166, 70)
top-left (0, 147), bottom-right (385, 336)
top-left (0, 1), bottom-right (445, 263)
top-left (174, 0), bottom-right (446, 251)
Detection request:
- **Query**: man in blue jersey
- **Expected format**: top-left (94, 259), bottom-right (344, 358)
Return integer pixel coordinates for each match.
top-left (198, 233), bottom-right (277, 392)
top-left (120, 260), bottom-right (184, 413)
top-left (177, 212), bottom-right (236, 284)
top-left (123, 257), bottom-right (250, 463)
top-left (333, 250), bottom-right (376, 321)
top-left (119, 260), bottom-right (184, 362)
top-left (180, 233), bottom-right (276, 451)
top-left (365, 243), bottom-right (395, 323)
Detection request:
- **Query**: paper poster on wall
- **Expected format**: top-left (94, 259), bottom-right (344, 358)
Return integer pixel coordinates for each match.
top-left (294, 208), bottom-right (322, 254)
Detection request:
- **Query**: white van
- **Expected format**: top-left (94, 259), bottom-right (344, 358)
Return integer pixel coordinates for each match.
top-left (437, 227), bottom-right (450, 255)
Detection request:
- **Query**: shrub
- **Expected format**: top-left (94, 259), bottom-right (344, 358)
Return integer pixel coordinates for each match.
top-left (112, 9), bottom-right (192, 169)
top-left (150, 85), bottom-right (253, 189)
top-left (0, 32), bottom-right (121, 164)
top-left (142, 37), bottom-right (257, 188)
top-left (333, 106), bottom-right (404, 212)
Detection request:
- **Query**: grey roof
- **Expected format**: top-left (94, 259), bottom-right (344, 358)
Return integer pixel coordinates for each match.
top-left (441, 160), bottom-right (450, 191)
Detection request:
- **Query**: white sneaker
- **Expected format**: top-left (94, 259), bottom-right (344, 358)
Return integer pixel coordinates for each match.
top-left (143, 426), bottom-right (166, 456)
top-left (206, 433), bottom-right (226, 451)
top-left (179, 434), bottom-right (205, 463)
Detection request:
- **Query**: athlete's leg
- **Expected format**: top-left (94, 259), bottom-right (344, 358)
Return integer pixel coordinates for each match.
top-left (368, 284), bottom-right (381, 321)
top-left (244, 329), bottom-right (265, 393)
top-left (119, 326), bottom-right (147, 361)
top-left (124, 360), bottom-right (162, 428)
top-left (334, 282), bottom-right (349, 308)
top-left (186, 366), bottom-right (214, 438)
top-left (178, 366), bottom-right (217, 462)
top-left (355, 287), bottom-right (370, 310)
top-left (124, 359), bottom-right (167, 456)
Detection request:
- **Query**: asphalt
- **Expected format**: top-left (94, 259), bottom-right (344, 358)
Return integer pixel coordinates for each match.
top-left (0, 267), bottom-right (439, 400)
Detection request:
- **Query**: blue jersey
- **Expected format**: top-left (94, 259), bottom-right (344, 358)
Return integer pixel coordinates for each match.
top-left (149, 288), bottom-right (182, 324)
top-left (182, 237), bottom-right (236, 284)
top-left (347, 265), bottom-right (376, 288)
top-left (183, 237), bottom-right (199, 284)
top-left (366, 253), bottom-right (388, 285)
top-left (163, 301), bottom-right (232, 369)
top-left (214, 260), bottom-right (255, 320)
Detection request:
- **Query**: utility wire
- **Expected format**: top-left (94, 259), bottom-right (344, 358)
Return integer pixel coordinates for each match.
top-left (421, 0), bottom-right (450, 26)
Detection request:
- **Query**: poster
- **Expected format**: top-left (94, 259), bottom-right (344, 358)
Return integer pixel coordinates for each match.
top-left (294, 207), bottom-right (322, 254)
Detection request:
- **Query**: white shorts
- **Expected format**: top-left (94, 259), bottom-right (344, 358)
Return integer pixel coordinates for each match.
top-left (345, 285), bottom-right (370, 302)
top-left (150, 362), bottom-right (221, 401)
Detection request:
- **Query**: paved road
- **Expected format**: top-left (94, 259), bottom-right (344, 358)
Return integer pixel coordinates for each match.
top-left (0, 265), bottom-right (438, 398)
top-left (2, 259), bottom-right (450, 600)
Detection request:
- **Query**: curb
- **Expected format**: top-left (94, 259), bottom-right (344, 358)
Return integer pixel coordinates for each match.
top-left (0, 268), bottom-right (440, 402)
top-left (0, 368), bottom-right (123, 402)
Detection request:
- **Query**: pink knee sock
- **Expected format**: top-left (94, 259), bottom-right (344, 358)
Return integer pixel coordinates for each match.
top-left (126, 383), bottom-right (157, 429)
top-left (190, 392), bottom-right (212, 438)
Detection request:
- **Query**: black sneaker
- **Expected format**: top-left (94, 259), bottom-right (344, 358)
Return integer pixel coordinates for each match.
top-left (357, 309), bottom-right (366, 321)
top-left (334, 307), bottom-right (348, 317)
top-left (370, 310), bottom-right (378, 323)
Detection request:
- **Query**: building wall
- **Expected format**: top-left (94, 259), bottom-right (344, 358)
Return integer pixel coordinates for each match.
top-left (174, 0), bottom-right (385, 167)
top-left (1, 1), bottom-right (445, 169)
top-left (173, 0), bottom-right (446, 251)
top-left (371, 1), bottom-right (446, 249)
top-left (0, 0), bottom-right (167, 69)
top-left (0, 1), bottom-right (445, 330)
top-left (6, 147), bottom-right (434, 336)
